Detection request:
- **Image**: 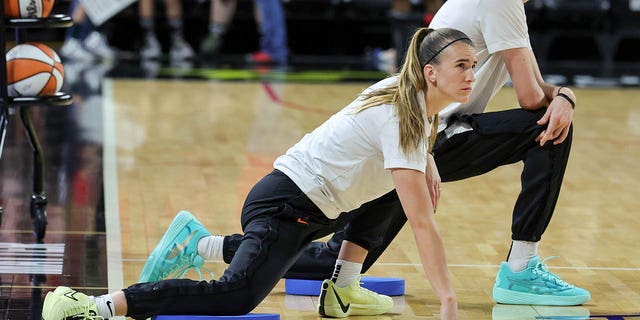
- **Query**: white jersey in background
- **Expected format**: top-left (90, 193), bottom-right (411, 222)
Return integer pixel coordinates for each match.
top-left (430, 0), bottom-right (531, 136)
top-left (274, 76), bottom-right (430, 219)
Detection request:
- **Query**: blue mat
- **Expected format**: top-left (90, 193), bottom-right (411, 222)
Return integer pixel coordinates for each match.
top-left (285, 276), bottom-right (405, 296)
top-left (153, 314), bottom-right (279, 320)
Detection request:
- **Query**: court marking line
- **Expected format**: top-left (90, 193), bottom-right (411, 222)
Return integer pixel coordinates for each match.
top-left (0, 229), bottom-right (106, 235)
top-left (120, 258), bottom-right (640, 271)
top-left (377, 262), bottom-right (640, 271)
top-left (261, 82), bottom-right (330, 115)
top-left (103, 79), bottom-right (125, 294)
top-left (0, 285), bottom-right (108, 290)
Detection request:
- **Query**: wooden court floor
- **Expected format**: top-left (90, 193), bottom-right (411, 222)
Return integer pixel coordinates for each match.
top-left (1, 68), bottom-right (640, 319)
top-left (105, 79), bottom-right (640, 319)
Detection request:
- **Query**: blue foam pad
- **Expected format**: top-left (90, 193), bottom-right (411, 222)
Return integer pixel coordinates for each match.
top-left (285, 276), bottom-right (405, 296)
top-left (153, 314), bottom-right (279, 320)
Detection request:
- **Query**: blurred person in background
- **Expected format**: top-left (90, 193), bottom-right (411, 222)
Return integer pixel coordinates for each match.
top-left (198, 0), bottom-right (288, 66)
top-left (138, 0), bottom-right (194, 62)
top-left (60, 0), bottom-right (117, 61)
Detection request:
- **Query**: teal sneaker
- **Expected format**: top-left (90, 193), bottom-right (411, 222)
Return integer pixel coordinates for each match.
top-left (139, 210), bottom-right (213, 283)
top-left (493, 256), bottom-right (590, 306)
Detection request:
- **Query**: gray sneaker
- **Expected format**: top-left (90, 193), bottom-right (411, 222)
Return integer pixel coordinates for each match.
top-left (60, 37), bottom-right (93, 62)
top-left (141, 34), bottom-right (161, 60)
top-left (170, 36), bottom-right (195, 62)
top-left (84, 31), bottom-right (116, 61)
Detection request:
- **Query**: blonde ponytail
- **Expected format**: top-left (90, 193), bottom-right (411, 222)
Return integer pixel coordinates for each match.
top-left (355, 27), bottom-right (473, 155)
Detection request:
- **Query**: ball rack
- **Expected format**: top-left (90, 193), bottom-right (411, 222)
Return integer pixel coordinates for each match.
top-left (0, 6), bottom-right (73, 243)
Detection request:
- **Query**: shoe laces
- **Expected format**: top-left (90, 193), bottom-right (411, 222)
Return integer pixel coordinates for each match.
top-left (532, 256), bottom-right (574, 288)
top-left (352, 279), bottom-right (381, 298)
top-left (62, 303), bottom-right (103, 320)
top-left (159, 252), bottom-right (215, 281)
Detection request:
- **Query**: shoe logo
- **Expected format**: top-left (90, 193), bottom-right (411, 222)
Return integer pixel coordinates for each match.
top-left (106, 301), bottom-right (114, 316)
top-left (67, 310), bottom-right (97, 319)
top-left (505, 276), bottom-right (571, 294)
top-left (296, 217), bottom-right (309, 225)
top-left (63, 290), bottom-right (80, 301)
top-left (332, 287), bottom-right (350, 314)
top-left (166, 230), bottom-right (198, 260)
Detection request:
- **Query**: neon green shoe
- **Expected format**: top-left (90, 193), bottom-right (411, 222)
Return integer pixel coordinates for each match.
top-left (493, 256), bottom-right (591, 306)
top-left (139, 210), bottom-right (213, 283)
top-left (41, 286), bottom-right (101, 320)
top-left (318, 276), bottom-right (394, 318)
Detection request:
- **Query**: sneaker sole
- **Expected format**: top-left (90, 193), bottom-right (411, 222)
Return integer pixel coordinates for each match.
top-left (323, 304), bottom-right (393, 317)
top-left (138, 211), bottom-right (200, 283)
top-left (493, 287), bottom-right (590, 306)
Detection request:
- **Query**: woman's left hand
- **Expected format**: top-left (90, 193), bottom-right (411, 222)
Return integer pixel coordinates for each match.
top-left (536, 95), bottom-right (574, 146)
top-left (425, 153), bottom-right (441, 212)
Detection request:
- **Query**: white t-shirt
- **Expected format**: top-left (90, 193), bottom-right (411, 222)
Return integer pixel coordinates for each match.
top-left (274, 77), bottom-right (430, 219)
top-left (430, 0), bottom-right (531, 136)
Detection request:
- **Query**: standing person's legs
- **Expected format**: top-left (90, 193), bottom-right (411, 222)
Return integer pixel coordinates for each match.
top-left (390, 0), bottom-right (422, 69)
top-left (139, 0), bottom-right (161, 59)
top-left (252, 0), bottom-right (288, 65)
top-left (422, 0), bottom-right (443, 25)
top-left (165, 0), bottom-right (194, 61)
top-left (65, 0), bottom-right (89, 39)
top-left (434, 108), bottom-right (571, 242)
top-left (427, 109), bottom-right (586, 305)
top-left (200, 0), bottom-right (237, 60)
top-left (138, 0), bottom-right (155, 35)
top-left (61, 0), bottom-right (93, 60)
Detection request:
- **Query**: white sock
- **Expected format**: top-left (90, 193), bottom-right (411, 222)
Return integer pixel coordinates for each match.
top-left (197, 235), bottom-right (225, 261)
top-left (93, 294), bottom-right (115, 319)
top-left (507, 240), bottom-right (539, 272)
top-left (330, 259), bottom-right (362, 288)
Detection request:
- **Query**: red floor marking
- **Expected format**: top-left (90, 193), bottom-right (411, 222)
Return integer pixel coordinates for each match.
top-left (261, 82), bottom-right (330, 115)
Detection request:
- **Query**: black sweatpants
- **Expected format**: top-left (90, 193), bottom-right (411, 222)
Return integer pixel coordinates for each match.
top-left (225, 108), bottom-right (573, 280)
top-left (123, 170), bottom-right (397, 318)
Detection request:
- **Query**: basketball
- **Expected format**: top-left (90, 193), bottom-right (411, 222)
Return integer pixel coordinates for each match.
top-left (3, 0), bottom-right (55, 18)
top-left (6, 42), bottom-right (64, 97)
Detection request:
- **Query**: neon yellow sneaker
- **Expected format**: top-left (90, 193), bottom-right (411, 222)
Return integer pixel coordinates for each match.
top-left (41, 286), bottom-right (102, 320)
top-left (318, 276), bottom-right (394, 318)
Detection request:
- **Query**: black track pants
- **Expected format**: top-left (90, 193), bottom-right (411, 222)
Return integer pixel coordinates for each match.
top-left (123, 169), bottom-right (400, 318)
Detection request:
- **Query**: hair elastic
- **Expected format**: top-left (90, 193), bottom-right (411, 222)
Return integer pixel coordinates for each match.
top-left (556, 92), bottom-right (575, 109)
top-left (556, 87), bottom-right (575, 109)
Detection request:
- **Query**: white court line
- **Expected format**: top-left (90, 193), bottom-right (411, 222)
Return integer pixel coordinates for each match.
top-left (120, 258), bottom-right (640, 272)
top-left (376, 262), bottom-right (640, 271)
top-left (103, 79), bottom-right (125, 295)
